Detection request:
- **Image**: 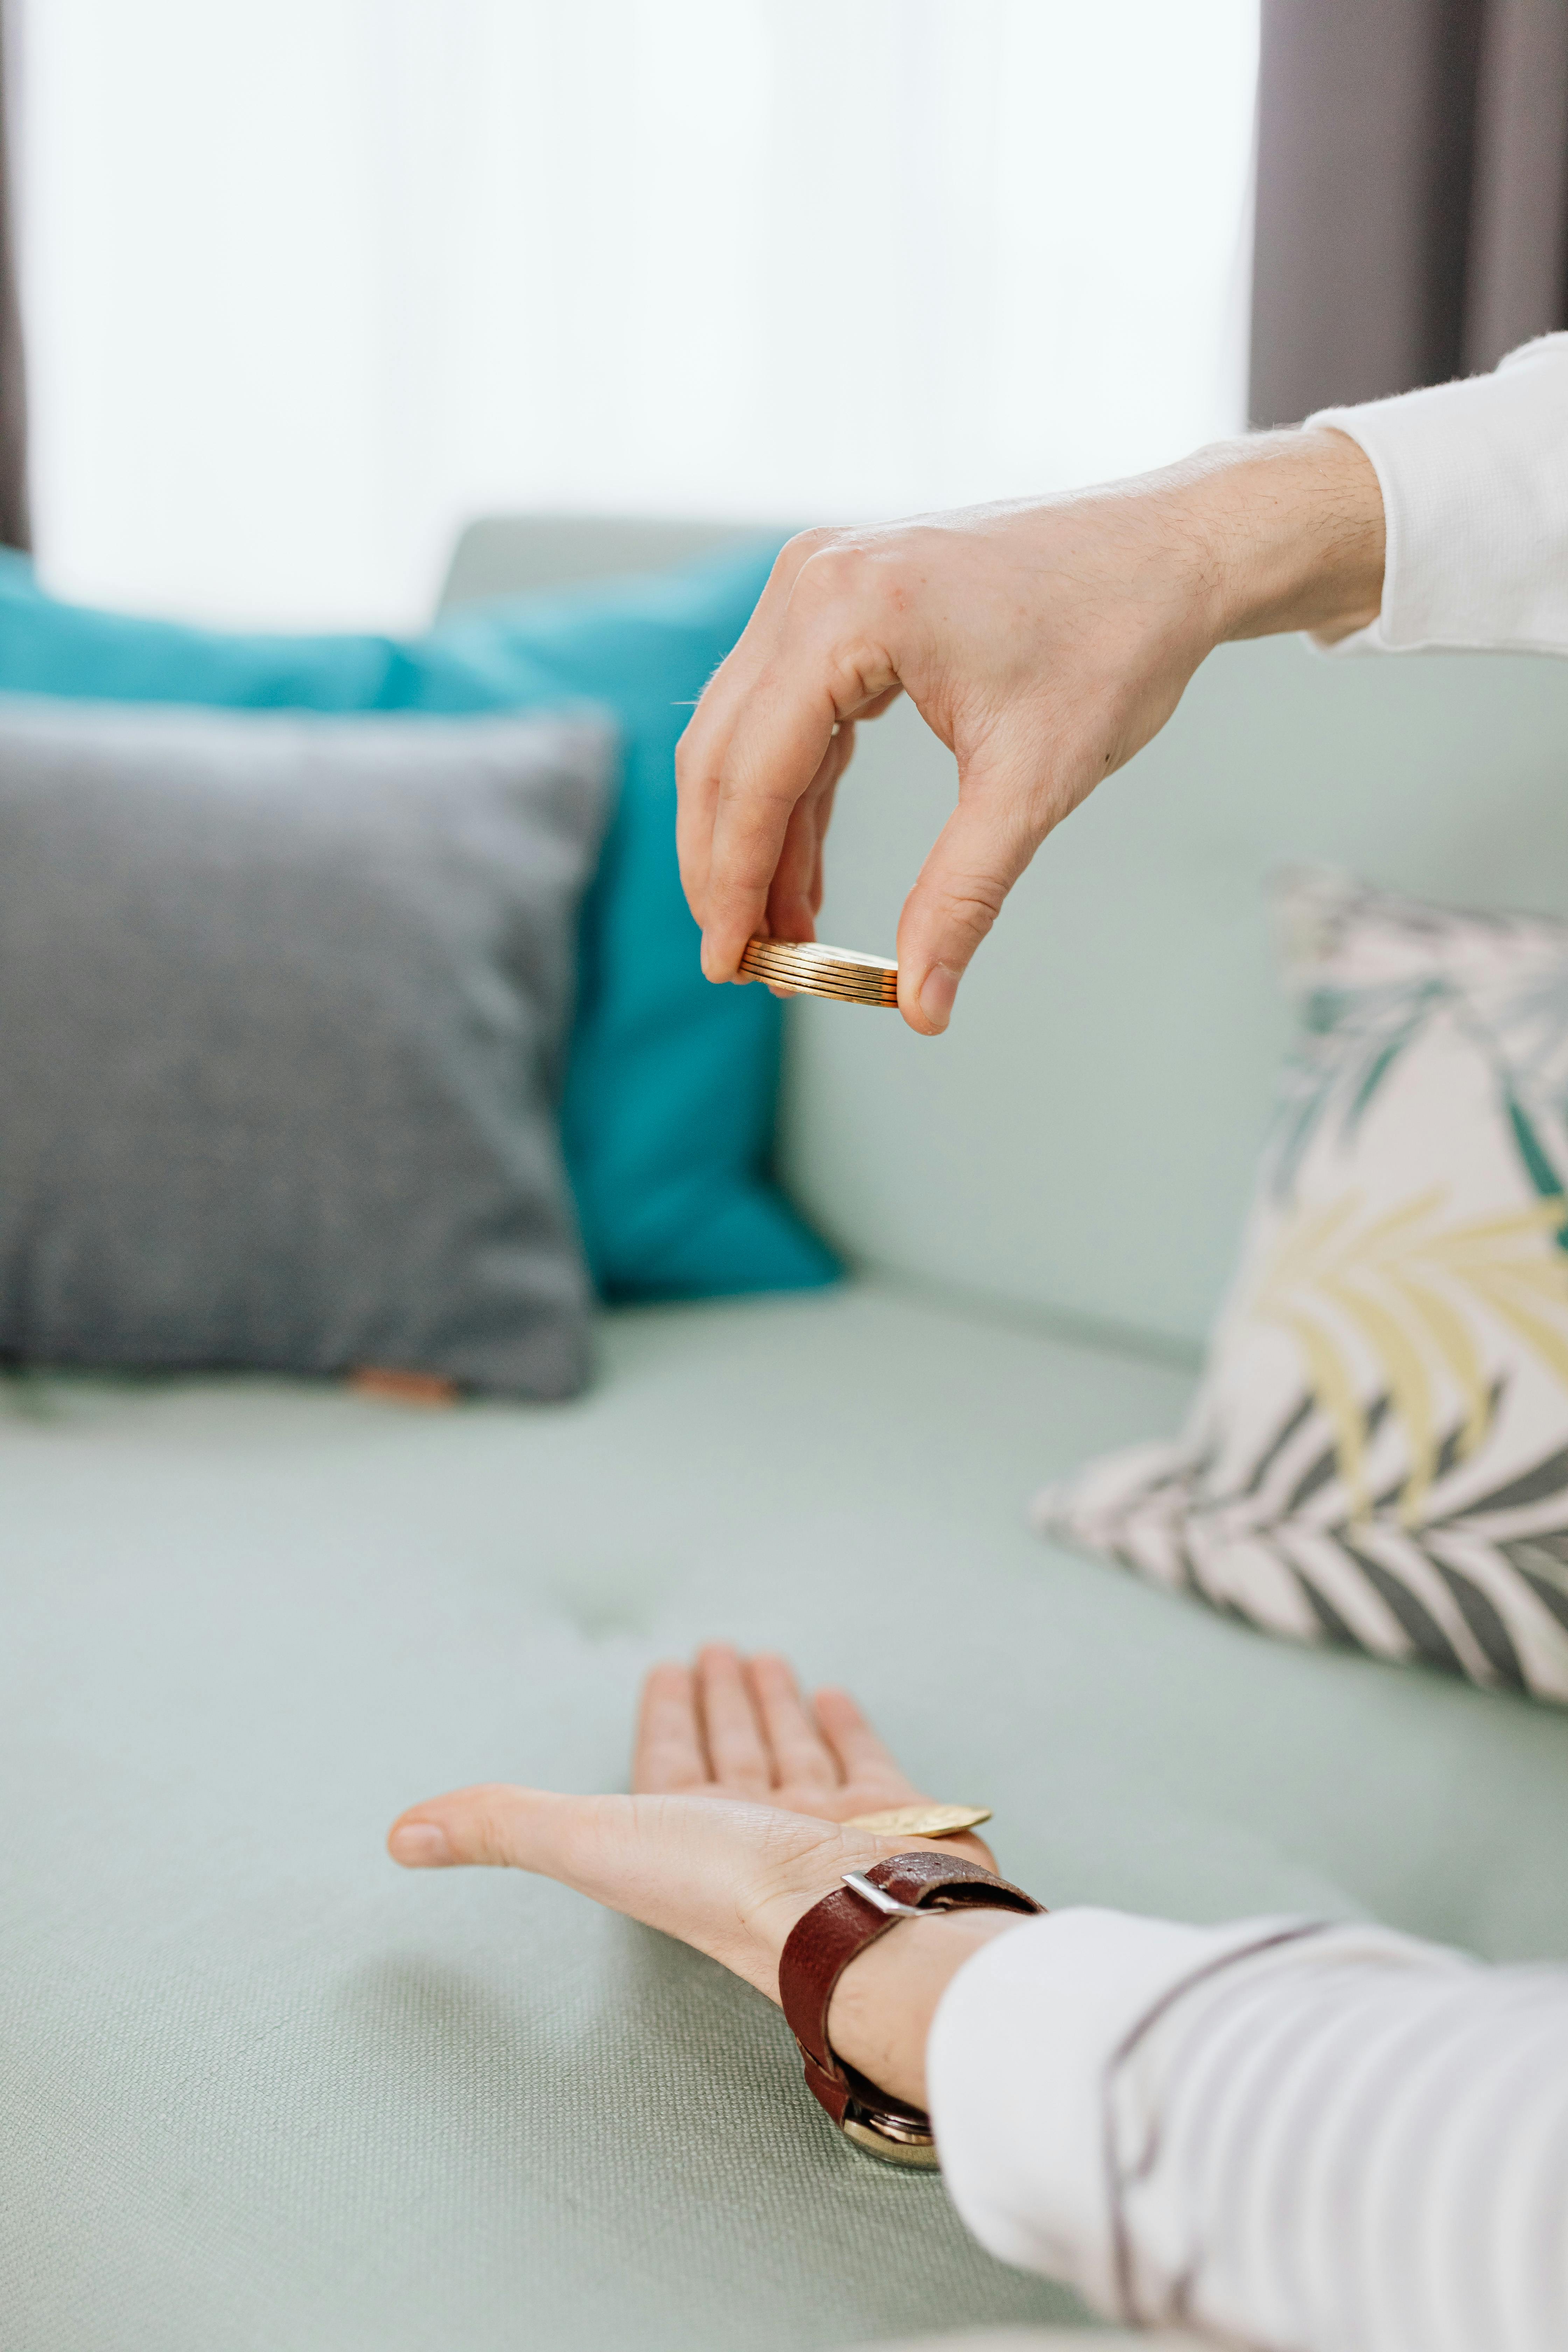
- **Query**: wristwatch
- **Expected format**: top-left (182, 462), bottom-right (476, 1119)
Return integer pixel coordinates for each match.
top-left (777, 1849), bottom-right (1044, 2167)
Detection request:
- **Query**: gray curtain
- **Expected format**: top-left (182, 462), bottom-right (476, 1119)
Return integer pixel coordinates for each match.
top-left (1250, 0), bottom-right (1568, 427)
top-left (0, 2), bottom-right (27, 552)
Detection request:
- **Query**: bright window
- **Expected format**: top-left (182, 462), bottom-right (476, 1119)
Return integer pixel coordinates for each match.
top-left (13, 0), bottom-right (1260, 629)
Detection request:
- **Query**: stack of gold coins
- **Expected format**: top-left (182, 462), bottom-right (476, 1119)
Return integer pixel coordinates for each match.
top-left (739, 937), bottom-right (899, 1008)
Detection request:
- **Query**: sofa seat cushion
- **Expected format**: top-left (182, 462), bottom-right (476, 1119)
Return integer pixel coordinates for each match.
top-left (6, 1283), bottom-right (1568, 2351)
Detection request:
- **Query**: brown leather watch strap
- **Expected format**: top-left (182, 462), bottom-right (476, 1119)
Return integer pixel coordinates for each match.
top-left (778, 1850), bottom-right (1043, 2158)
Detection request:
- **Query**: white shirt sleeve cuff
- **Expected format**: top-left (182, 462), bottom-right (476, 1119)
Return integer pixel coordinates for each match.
top-left (1306, 333), bottom-right (1568, 657)
top-left (924, 1907), bottom-right (1317, 2310)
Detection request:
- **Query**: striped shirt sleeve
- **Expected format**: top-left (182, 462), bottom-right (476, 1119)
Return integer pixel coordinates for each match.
top-left (926, 1907), bottom-right (1568, 2352)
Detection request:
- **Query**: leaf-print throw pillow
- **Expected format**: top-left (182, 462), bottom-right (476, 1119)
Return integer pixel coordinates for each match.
top-left (1034, 871), bottom-right (1568, 1705)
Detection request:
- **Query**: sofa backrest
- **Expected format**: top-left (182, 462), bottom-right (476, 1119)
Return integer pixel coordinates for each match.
top-left (440, 514), bottom-right (764, 608)
top-left (441, 514), bottom-right (1568, 1358)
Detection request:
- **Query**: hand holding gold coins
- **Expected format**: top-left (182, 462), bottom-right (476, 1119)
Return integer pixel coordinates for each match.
top-left (738, 936), bottom-right (898, 1009)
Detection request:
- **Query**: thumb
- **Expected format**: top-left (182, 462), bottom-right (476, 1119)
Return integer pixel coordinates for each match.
top-left (895, 771), bottom-right (1044, 1036)
top-left (388, 1782), bottom-right (584, 1872)
top-left (386, 1783), bottom-right (853, 1996)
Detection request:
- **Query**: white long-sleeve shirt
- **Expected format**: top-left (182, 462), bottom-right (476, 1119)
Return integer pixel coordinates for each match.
top-left (929, 1911), bottom-right (1568, 2350)
top-left (926, 336), bottom-right (1568, 2352)
top-left (1309, 330), bottom-right (1568, 656)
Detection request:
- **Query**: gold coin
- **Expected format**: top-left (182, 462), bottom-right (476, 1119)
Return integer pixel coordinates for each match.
top-left (744, 938), bottom-right (892, 973)
top-left (842, 1803), bottom-right (993, 1839)
top-left (740, 937), bottom-right (899, 1006)
top-left (744, 970), bottom-right (894, 995)
top-left (751, 961), bottom-right (895, 989)
top-left (740, 938), bottom-right (894, 971)
top-left (761, 981), bottom-right (896, 1006)
top-left (759, 973), bottom-right (896, 996)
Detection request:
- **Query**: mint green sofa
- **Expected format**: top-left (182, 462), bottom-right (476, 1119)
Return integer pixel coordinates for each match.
top-left (7, 520), bottom-right (1568, 2352)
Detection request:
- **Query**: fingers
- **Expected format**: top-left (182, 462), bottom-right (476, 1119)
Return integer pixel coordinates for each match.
top-left (807, 769), bottom-right (840, 917)
top-left (762, 733), bottom-right (847, 945)
top-left (675, 532), bottom-right (824, 933)
top-left (677, 534), bottom-right (909, 979)
top-left (695, 1643), bottom-right (771, 1795)
top-left (813, 1686), bottom-right (914, 1790)
top-left (642, 1650), bottom-right (915, 1805)
top-left (675, 691), bottom-right (738, 934)
top-left (700, 674), bottom-right (842, 979)
top-left (698, 549), bottom-right (903, 979)
top-left (745, 1653), bottom-right (840, 1792)
top-left (632, 1661), bottom-right (709, 1793)
top-left (762, 784), bottom-right (827, 949)
top-left (762, 722), bottom-right (860, 942)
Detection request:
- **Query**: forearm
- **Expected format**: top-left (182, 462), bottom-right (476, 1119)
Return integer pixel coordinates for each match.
top-left (1168, 329), bottom-right (1568, 665)
top-left (1174, 426), bottom-right (1386, 644)
top-left (824, 1908), bottom-right (1024, 2109)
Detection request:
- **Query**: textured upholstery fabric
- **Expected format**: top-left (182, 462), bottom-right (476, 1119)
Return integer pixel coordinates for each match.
top-left (7, 1283), bottom-right (1568, 2351)
top-left (864, 2336), bottom-right (1205, 2350)
top-left (0, 699), bottom-right (611, 1396)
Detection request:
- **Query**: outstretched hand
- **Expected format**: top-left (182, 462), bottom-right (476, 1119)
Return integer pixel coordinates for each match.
top-left (386, 1647), bottom-right (995, 2012)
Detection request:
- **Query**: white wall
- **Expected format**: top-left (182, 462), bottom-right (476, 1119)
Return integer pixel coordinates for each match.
top-left (12, 0), bottom-right (1259, 630)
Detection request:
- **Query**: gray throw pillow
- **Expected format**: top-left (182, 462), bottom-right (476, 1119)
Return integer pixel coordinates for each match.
top-left (0, 698), bottom-right (614, 1398)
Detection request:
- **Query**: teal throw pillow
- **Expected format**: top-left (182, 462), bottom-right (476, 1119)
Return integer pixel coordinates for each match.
top-left (0, 547), bottom-right (838, 1301)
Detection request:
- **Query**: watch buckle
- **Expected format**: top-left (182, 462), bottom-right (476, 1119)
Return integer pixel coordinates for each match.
top-left (840, 1869), bottom-right (927, 1919)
